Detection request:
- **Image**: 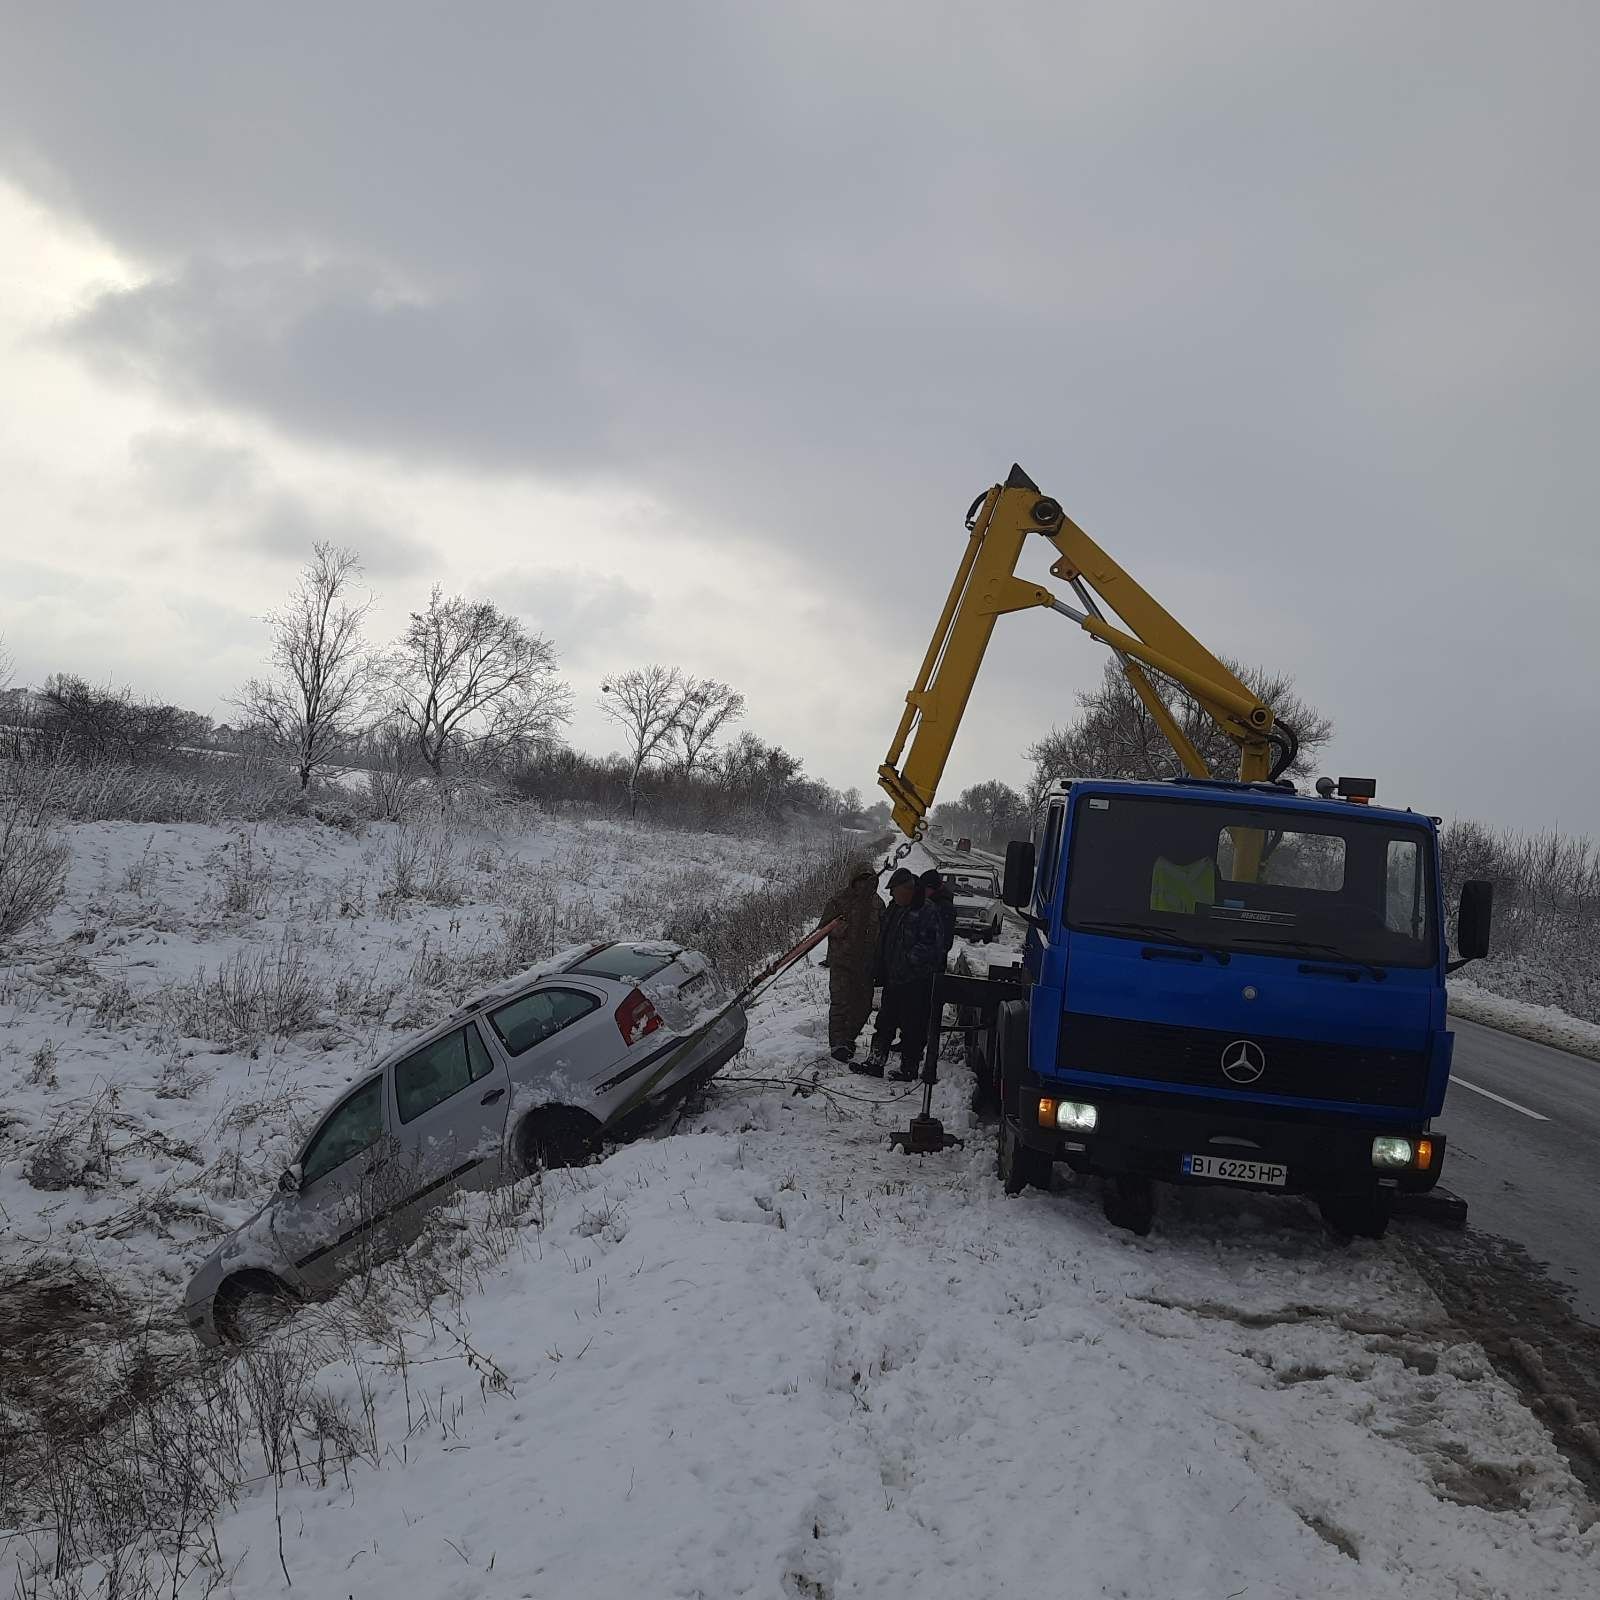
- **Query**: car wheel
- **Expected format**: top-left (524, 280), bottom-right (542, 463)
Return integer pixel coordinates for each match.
top-left (213, 1271), bottom-right (297, 1347)
top-left (516, 1108), bottom-right (597, 1175)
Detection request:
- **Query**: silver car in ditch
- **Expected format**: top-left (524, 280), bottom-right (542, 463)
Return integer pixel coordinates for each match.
top-left (945, 866), bottom-right (1003, 942)
top-left (184, 941), bottom-right (745, 1346)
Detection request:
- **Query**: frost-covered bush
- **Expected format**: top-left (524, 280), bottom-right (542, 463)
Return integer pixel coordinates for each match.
top-left (664, 846), bottom-right (858, 989)
top-left (1441, 819), bottom-right (1600, 1022)
top-left (4, 751), bottom-right (306, 824)
top-left (155, 934), bottom-right (325, 1043)
top-left (0, 797), bottom-right (69, 945)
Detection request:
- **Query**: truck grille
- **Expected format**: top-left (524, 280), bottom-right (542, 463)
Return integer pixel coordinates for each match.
top-left (1055, 1011), bottom-right (1428, 1110)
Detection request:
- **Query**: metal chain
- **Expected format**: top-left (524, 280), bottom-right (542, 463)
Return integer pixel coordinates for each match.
top-left (880, 823), bottom-right (926, 876)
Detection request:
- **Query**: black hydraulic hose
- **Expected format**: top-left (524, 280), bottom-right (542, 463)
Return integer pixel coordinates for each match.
top-left (1267, 716), bottom-right (1301, 782)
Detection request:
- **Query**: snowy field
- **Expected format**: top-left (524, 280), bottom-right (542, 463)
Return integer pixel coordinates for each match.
top-left (3, 819), bottom-right (1598, 1596)
top-left (0, 814), bottom-right (827, 1425)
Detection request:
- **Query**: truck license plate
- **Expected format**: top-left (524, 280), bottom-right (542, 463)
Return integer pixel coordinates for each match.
top-left (1181, 1154), bottom-right (1288, 1187)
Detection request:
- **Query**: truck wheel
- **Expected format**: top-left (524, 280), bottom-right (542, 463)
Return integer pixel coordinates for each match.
top-left (997, 1115), bottom-right (1052, 1194)
top-left (1317, 1192), bottom-right (1391, 1240)
top-left (966, 1015), bottom-right (999, 1116)
top-left (1102, 1175), bottom-right (1155, 1236)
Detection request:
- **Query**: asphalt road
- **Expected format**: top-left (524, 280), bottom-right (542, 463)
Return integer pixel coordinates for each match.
top-left (1438, 1017), bottom-right (1600, 1325)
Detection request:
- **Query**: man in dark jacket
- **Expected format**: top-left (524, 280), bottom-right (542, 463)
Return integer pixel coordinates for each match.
top-left (818, 860), bottom-right (882, 1061)
top-left (920, 869), bottom-right (957, 961)
top-left (857, 868), bottom-right (944, 1081)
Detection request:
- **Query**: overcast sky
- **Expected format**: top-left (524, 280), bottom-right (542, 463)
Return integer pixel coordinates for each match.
top-left (1, 3), bottom-right (1594, 831)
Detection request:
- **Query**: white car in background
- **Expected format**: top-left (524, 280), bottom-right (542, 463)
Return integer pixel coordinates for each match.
top-left (945, 866), bottom-right (1003, 942)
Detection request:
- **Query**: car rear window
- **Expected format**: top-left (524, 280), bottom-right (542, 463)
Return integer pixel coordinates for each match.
top-left (567, 944), bottom-right (677, 981)
top-left (490, 987), bottom-right (601, 1056)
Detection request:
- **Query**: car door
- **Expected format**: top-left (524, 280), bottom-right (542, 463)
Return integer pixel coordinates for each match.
top-left (484, 982), bottom-right (608, 1103)
top-left (269, 1075), bottom-right (394, 1295)
top-left (386, 1020), bottom-right (514, 1238)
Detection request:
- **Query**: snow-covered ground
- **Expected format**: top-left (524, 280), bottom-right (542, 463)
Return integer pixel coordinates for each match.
top-left (4, 820), bottom-right (1598, 1596)
top-left (0, 814), bottom-right (819, 1376)
top-left (1448, 978), bottom-right (1600, 1064)
top-left (15, 955), bottom-right (1597, 1597)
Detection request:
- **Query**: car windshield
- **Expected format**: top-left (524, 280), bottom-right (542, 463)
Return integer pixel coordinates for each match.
top-left (1063, 794), bottom-right (1436, 969)
top-left (946, 873), bottom-right (997, 895)
top-left (567, 944), bottom-right (676, 981)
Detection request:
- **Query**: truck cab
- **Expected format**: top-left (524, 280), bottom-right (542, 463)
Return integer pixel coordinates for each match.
top-left (990, 776), bottom-right (1491, 1236)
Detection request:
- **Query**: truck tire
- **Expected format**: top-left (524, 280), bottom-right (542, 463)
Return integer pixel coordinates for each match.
top-left (995, 999), bottom-right (1050, 1192)
top-left (995, 998), bottom-right (1029, 1110)
top-left (997, 1115), bottom-right (1052, 1194)
top-left (1102, 1175), bottom-right (1155, 1237)
top-left (1317, 1191), bottom-right (1391, 1241)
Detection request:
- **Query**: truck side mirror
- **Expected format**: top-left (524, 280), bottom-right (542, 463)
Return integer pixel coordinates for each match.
top-left (278, 1162), bottom-right (303, 1195)
top-left (1454, 880), bottom-right (1493, 965)
top-left (1002, 840), bottom-right (1035, 910)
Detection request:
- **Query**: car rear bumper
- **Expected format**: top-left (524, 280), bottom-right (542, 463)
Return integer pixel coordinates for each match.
top-left (690, 1026), bottom-right (746, 1083)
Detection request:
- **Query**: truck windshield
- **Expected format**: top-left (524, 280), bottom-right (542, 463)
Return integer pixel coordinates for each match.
top-left (1063, 794), bottom-right (1437, 969)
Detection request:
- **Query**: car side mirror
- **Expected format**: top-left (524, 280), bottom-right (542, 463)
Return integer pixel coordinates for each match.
top-left (1002, 840), bottom-right (1035, 910)
top-left (278, 1162), bottom-right (303, 1194)
top-left (1452, 880), bottom-right (1493, 968)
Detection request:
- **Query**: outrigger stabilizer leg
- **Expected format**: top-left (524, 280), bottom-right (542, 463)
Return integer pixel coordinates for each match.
top-left (890, 981), bottom-right (964, 1155)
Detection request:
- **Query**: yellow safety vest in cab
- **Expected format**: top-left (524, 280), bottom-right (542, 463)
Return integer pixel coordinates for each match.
top-left (1150, 856), bottom-right (1217, 915)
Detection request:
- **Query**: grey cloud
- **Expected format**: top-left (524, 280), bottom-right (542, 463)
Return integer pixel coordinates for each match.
top-left (75, 263), bottom-right (612, 477)
top-left (126, 427), bottom-right (434, 578)
top-left (479, 567), bottom-right (654, 670)
top-left (2, 3), bottom-right (1597, 824)
top-left (240, 493), bottom-right (433, 579)
top-left (129, 429), bottom-right (259, 506)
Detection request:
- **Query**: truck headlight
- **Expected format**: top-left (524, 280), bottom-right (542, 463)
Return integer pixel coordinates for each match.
top-left (1371, 1136), bottom-right (1414, 1169)
top-left (1056, 1101), bottom-right (1099, 1132)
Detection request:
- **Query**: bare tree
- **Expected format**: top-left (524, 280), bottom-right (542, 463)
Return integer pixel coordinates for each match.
top-left (671, 678), bottom-right (745, 776)
top-left (932, 779), bottom-right (1029, 849)
top-left (235, 543), bottom-right (371, 791)
top-left (1026, 656), bottom-right (1334, 805)
top-left (38, 674), bottom-right (191, 763)
top-left (384, 588), bottom-right (572, 785)
top-left (716, 730), bottom-right (804, 816)
top-left (599, 665), bottom-right (689, 818)
top-left (356, 719), bottom-right (430, 819)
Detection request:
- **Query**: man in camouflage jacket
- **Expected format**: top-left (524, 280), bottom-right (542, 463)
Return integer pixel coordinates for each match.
top-left (819, 860), bottom-right (883, 1061)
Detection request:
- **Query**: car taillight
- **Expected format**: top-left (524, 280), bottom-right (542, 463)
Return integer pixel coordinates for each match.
top-left (616, 990), bottom-right (663, 1047)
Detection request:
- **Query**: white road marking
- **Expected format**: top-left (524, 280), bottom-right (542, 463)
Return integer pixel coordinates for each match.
top-left (1451, 1076), bottom-right (1549, 1121)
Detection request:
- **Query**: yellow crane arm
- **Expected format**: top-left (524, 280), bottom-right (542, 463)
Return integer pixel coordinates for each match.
top-left (879, 464), bottom-right (1285, 839)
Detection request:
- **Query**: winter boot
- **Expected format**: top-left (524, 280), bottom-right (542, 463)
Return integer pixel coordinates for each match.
top-left (829, 1043), bottom-right (855, 1063)
top-left (852, 1048), bottom-right (888, 1078)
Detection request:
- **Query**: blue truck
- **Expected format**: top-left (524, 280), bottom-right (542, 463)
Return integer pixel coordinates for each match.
top-left (982, 774), bottom-right (1490, 1236)
top-left (877, 468), bottom-right (1492, 1234)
